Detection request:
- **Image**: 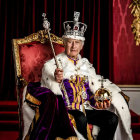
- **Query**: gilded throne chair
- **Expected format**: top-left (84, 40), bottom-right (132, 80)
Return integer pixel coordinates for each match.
top-left (12, 30), bottom-right (98, 140)
top-left (12, 30), bottom-right (66, 139)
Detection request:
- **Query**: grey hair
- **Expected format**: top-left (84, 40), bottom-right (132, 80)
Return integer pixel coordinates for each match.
top-left (62, 37), bottom-right (85, 46)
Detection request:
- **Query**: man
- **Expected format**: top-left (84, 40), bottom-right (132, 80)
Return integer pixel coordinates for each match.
top-left (40, 12), bottom-right (132, 140)
top-left (52, 38), bottom-right (118, 140)
top-left (24, 12), bottom-right (132, 140)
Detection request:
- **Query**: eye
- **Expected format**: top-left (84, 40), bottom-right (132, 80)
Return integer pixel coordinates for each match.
top-left (67, 40), bottom-right (72, 44)
top-left (75, 41), bottom-right (80, 44)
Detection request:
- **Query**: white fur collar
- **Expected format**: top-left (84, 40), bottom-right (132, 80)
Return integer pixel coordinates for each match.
top-left (56, 53), bottom-right (93, 79)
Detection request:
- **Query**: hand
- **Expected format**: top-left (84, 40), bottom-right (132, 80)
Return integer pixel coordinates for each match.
top-left (54, 68), bottom-right (63, 83)
top-left (95, 100), bottom-right (111, 109)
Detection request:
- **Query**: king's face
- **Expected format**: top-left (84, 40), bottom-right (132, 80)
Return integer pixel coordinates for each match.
top-left (65, 38), bottom-right (83, 59)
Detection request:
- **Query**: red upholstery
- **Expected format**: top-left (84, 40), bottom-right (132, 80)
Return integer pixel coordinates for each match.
top-left (19, 41), bottom-right (65, 82)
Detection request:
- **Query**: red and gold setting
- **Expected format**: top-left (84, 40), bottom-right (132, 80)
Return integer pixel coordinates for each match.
top-left (0, 0), bottom-right (140, 139)
top-left (12, 31), bottom-right (65, 84)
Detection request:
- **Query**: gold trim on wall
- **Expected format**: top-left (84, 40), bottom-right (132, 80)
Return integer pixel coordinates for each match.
top-left (118, 85), bottom-right (140, 88)
top-left (129, 0), bottom-right (140, 46)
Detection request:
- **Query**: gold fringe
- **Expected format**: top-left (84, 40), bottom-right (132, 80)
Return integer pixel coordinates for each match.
top-left (24, 107), bottom-right (40, 140)
top-left (55, 136), bottom-right (78, 140)
top-left (87, 124), bottom-right (93, 140)
top-left (24, 120), bottom-right (34, 140)
top-left (82, 99), bottom-right (94, 140)
top-left (24, 96), bottom-right (40, 140)
top-left (26, 92), bottom-right (41, 105)
top-left (68, 114), bottom-right (77, 129)
top-left (35, 107), bottom-right (40, 121)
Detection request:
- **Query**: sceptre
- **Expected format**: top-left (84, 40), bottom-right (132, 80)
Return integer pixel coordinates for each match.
top-left (42, 13), bottom-right (71, 108)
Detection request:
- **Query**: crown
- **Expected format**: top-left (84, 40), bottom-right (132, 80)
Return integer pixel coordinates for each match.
top-left (62, 11), bottom-right (87, 41)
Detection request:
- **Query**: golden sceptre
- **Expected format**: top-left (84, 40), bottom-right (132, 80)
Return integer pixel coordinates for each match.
top-left (42, 13), bottom-right (71, 108)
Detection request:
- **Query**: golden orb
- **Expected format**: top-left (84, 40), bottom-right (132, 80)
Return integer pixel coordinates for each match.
top-left (94, 88), bottom-right (112, 102)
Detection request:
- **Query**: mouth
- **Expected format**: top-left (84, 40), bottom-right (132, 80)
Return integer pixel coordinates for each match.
top-left (71, 50), bottom-right (77, 52)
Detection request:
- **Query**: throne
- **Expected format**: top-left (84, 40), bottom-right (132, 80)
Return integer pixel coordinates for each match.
top-left (13, 30), bottom-right (97, 140)
top-left (12, 30), bottom-right (65, 139)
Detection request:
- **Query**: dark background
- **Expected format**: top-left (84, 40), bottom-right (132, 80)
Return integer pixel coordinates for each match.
top-left (0, 0), bottom-right (113, 100)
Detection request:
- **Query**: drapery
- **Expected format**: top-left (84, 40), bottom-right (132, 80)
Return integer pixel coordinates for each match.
top-left (0, 0), bottom-right (113, 100)
top-left (113, 0), bottom-right (140, 84)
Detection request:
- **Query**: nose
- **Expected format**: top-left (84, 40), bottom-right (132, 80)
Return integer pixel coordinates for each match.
top-left (72, 41), bottom-right (75, 48)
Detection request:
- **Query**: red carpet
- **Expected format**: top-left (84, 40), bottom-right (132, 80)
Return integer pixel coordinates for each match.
top-left (0, 101), bottom-right (140, 140)
top-left (0, 131), bottom-right (18, 140)
top-left (0, 101), bottom-right (19, 139)
top-left (131, 110), bottom-right (140, 140)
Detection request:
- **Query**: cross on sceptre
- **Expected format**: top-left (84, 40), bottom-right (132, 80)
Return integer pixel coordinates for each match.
top-left (42, 13), bottom-right (59, 68)
top-left (42, 13), bottom-right (50, 31)
top-left (42, 13), bottom-right (71, 108)
top-left (98, 76), bottom-right (106, 88)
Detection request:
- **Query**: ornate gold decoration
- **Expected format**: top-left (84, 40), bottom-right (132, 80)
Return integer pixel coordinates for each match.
top-left (26, 92), bottom-right (41, 106)
top-left (94, 88), bottom-right (112, 102)
top-left (12, 30), bottom-right (64, 85)
top-left (55, 137), bottom-right (78, 140)
top-left (119, 91), bottom-right (130, 104)
top-left (129, 0), bottom-right (140, 46)
top-left (68, 113), bottom-right (93, 140)
top-left (68, 114), bottom-right (77, 129)
top-left (94, 77), bottom-right (111, 102)
top-left (17, 75), bottom-right (28, 88)
top-left (24, 106), bottom-right (40, 140)
top-left (87, 124), bottom-right (93, 140)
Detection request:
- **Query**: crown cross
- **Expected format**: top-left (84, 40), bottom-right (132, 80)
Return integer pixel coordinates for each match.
top-left (74, 12), bottom-right (80, 22)
top-left (42, 13), bottom-right (50, 31)
top-left (98, 76), bottom-right (106, 88)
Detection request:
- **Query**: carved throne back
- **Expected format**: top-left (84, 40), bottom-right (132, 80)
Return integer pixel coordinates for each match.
top-left (12, 30), bottom-right (65, 139)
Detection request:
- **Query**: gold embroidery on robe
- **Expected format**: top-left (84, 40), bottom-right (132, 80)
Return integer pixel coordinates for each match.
top-left (26, 92), bottom-right (41, 105)
top-left (55, 136), bottom-right (78, 140)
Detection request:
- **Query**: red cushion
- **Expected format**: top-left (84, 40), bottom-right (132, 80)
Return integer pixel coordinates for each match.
top-left (19, 41), bottom-right (65, 82)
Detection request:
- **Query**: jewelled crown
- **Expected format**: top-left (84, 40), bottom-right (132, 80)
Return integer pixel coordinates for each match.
top-left (62, 11), bottom-right (87, 41)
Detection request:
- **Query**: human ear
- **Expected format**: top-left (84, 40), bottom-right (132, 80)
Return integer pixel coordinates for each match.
top-left (80, 45), bottom-right (83, 50)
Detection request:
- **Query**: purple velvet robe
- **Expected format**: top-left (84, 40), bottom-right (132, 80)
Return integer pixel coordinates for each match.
top-left (25, 82), bottom-right (76, 140)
